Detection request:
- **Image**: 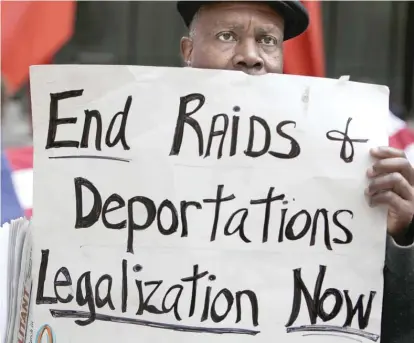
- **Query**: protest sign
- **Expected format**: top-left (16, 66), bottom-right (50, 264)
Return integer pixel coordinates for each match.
top-left (29, 65), bottom-right (389, 343)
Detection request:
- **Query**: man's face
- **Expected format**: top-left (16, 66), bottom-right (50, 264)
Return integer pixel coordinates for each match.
top-left (180, 2), bottom-right (285, 75)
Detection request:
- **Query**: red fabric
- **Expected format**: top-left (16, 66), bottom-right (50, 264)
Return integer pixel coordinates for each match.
top-left (1, 1), bottom-right (75, 95)
top-left (24, 209), bottom-right (32, 218)
top-left (390, 127), bottom-right (414, 151)
top-left (5, 146), bottom-right (33, 170)
top-left (284, 1), bottom-right (325, 77)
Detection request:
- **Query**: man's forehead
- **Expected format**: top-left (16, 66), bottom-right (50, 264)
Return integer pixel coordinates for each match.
top-left (177, 1), bottom-right (309, 41)
top-left (197, 2), bottom-right (284, 27)
top-left (208, 22), bottom-right (281, 31)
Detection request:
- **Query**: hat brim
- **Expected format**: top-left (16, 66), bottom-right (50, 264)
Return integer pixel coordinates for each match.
top-left (177, 1), bottom-right (309, 40)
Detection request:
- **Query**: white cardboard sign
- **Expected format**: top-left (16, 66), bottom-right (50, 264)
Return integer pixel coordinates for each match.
top-left (29, 65), bottom-right (389, 343)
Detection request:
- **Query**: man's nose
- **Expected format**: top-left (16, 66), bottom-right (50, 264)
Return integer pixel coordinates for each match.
top-left (232, 39), bottom-right (264, 73)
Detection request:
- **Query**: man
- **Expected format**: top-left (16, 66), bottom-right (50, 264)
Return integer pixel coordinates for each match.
top-left (176, 2), bottom-right (414, 343)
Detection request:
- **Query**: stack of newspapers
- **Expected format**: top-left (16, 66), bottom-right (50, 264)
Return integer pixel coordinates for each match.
top-left (0, 218), bottom-right (32, 343)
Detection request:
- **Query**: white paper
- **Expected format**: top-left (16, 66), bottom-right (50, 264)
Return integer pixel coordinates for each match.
top-left (29, 65), bottom-right (389, 343)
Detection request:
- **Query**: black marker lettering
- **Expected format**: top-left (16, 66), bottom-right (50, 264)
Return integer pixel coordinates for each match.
top-left (181, 265), bottom-right (209, 317)
top-left (236, 290), bottom-right (259, 327)
top-left (54, 267), bottom-right (73, 303)
top-left (203, 185), bottom-right (236, 241)
top-left (102, 194), bottom-right (126, 229)
top-left (46, 90), bottom-right (84, 149)
top-left (170, 93), bottom-right (205, 156)
top-left (157, 200), bottom-right (179, 235)
top-left (326, 117), bottom-right (369, 163)
top-left (210, 289), bottom-right (234, 323)
top-left (310, 209), bottom-right (332, 251)
top-left (332, 210), bottom-right (354, 244)
top-left (230, 115), bottom-right (240, 156)
top-left (105, 96), bottom-right (131, 150)
top-left (278, 208), bottom-right (288, 243)
top-left (250, 188), bottom-right (285, 243)
top-left (180, 200), bottom-right (202, 237)
top-left (318, 288), bottom-right (343, 321)
top-left (343, 290), bottom-right (376, 330)
top-left (127, 196), bottom-right (156, 254)
top-left (244, 116), bottom-right (271, 157)
top-left (75, 271), bottom-right (96, 326)
top-left (122, 259), bottom-right (128, 313)
top-left (161, 285), bottom-right (184, 320)
top-left (136, 281), bottom-right (164, 315)
top-left (286, 265), bottom-right (376, 331)
top-left (95, 275), bottom-right (115, 310)
top-left (205, 114), bottom-right (229, 159)
top-left (43, 261), bottom-right (259, 331)
top-left (285, 210), bottom-right (312, 241)
top-left (269, 121), bottom-right (301, 159)
top-left (36, 250), bottom-right (57, 304)
top-left (74, 177), bottom-right (102, 229)
top-left (286, 265), bottom-right (326, 327)
top-left (201, 286), bottom-right (212, 322)
top-left (224, 208), bottom-right (251, 243)
top-left (81, 109), bottom-right (103, 150)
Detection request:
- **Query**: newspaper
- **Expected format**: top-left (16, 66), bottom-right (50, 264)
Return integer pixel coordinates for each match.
top-left (0, 218), bottom-right (32, 343)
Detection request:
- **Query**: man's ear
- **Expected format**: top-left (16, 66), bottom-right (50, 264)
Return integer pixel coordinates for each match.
top-left (180, 36), bottom-right (193, 66)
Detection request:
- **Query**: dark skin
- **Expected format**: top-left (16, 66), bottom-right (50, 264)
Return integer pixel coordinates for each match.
top-left (368, 147), bottom-right (414, 244)
top-left (181, 2), bottom-right (284, 75)
top-left (181, 2), bottom-right (414, 244)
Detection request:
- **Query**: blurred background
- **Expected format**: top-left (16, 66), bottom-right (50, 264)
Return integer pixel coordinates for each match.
top-left (1, 1), bottom-right (414, 223)
top-left (2, 1), bottom-right (414, 148)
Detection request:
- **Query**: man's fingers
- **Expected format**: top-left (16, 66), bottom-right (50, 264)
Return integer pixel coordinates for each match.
top-left (368, 157), bottom-right (414, 182)
top-left (369, 190), bottom-right (404, 208)
top-left (370, 146), bottom-right (405, 159)
top-left (369, 147), bottom-right (414, 235)
top-left (366, 172), bottom-right (413, 201)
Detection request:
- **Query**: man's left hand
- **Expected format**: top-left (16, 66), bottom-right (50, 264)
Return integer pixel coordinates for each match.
top-left (366, 146), bottom-right (414, 244)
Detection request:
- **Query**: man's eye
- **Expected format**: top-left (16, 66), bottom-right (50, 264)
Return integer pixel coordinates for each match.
top-left (217, 32), bottom-right (236, 42)
top-left (259, 35), bottom-right (277, 46)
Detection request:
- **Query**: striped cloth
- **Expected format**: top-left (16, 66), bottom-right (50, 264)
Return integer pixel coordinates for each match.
top-left (1, 146), bottom-right (33, 224)
top-left (2, 111), bottom-right (414, 225)
top-left (388, 112), bottom-right (414, 160)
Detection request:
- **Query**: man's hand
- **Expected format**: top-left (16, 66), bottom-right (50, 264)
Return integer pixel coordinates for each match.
top-left (366, 146), bottom-right (414, 244)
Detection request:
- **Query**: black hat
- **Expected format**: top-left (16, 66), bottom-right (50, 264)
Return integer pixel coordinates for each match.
top-left (176, 1), bottom-right (309, 40)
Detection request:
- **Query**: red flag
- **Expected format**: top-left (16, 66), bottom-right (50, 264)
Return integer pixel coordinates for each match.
top-left (1, 1), bottom-right (75, 95)
top-left (284, 1), bottom-right (325, 77)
